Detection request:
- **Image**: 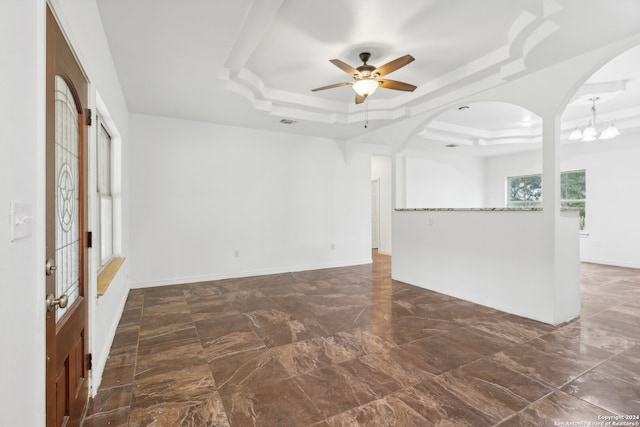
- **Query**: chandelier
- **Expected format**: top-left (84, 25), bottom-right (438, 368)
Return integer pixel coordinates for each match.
top-left (568, 97), bottom-right (620, 141)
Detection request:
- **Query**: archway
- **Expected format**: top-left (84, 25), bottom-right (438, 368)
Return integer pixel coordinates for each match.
top-left (560, 44), bottom-right (640, 270)
top-left (398, 101), bottom-right (542, 209)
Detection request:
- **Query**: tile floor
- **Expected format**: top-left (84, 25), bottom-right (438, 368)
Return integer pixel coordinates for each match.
top-left (82, 252), bottom-right (640, 426)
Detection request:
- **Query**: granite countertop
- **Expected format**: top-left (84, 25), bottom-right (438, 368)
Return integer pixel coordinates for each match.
top-left (395, 208), bottom-right (543, 212)
top-left (395, 207), bottom-right (579, 212)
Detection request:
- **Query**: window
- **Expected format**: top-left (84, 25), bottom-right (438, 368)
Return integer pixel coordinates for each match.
top-left (507, 170), bottom-right (586, 229)
top-left (507, 174), bottom-right (542, 208)
top-left (561, 170), bottom-right (586, 230)
top-left (97, 121), bottom-right (113, 267)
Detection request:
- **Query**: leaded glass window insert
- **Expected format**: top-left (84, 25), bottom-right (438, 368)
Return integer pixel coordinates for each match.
top-left (55, 75), bottom-right (81, 321)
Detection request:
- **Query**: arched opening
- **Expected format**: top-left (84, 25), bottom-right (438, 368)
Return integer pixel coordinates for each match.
top-left (397, 101), bottom-right (542, 210)
top-left (560, 44), bottom-right (640, 270)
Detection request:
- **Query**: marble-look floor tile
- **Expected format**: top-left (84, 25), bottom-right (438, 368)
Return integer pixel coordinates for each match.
top-left (562, 370), bottom-right (640, 415)
top-left (493, 335), bottom-right (612, 388)
top-left (132, 364), bottom-right (216, 411)
top-left (225, 377), bottom-right (323, 427)
top-left (242, 308), bottom-right (292, 328)
top-left (295, 358), bottom-right (403, 419)
top-left (546, 321), bottom-right (638, 353)
top-left (582, 308), bottom-right (640, 341)
top-left (193, 312), bottom-right (254, 344)
top-left (100, 358), bottom-right (136, 389)
top-left (136, 326), bottom-right (201, 358)
top-left (85, 255), bottom-right (640, 426)
top-left (82, 407), bottom-right (130, 427)
top-left (358, 347), bottom-right (436, 389)
top-left (315, 304), bottom-right (388, 334)
top-left (251, 317), bottom-right (329, 348)
top-left (401, 332), bottom-right (485, 374)
top-left (200, 330), bottom-right (267, 363)
top-left (141, 300), bottom-right (191, 317)
top-left (182, 282), bottom-right (224, 300)
top-left (109, 324), bottom-right (139, 356)
top-left (135, 342), bottom-right (205, 381)
top-left (396, 380), bottom-right (494, 426)
top-left (593, 344), bottom-right (640, 387)
top-left (303, 294), bottom-right (372, 317)
top-left (276, 336), bottom-right (353, 376)
top-left (445, 326), bottom-right (521, 356)
top-left (118, 307), bottom-right (143, 327)
top-left (379, 315), bottom-right (458, 345)
top-left (138, 310), bottom-right (194, 339)
top-left (470, 313), bottom-right (554, 344)
top-left (498, 390), bottom-right (614, 426)
top-left (129, 392), bottom-right (229, 427)
top-left (86, 384), bottom-right (132, 416)
top-left (209, 347), bottom-right (290, 397)
top-left (438, 357), bottom-right (552, 423)
top-left (311, 395), bottom-right (431, 427)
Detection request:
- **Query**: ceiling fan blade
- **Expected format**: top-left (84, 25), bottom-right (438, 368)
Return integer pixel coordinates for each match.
top-left (355, 93), bottom-right (366, 104)
top-left (330, 59), bottom-right (360, 77)
top-left (311, 82), bottom-right (352, 92)
top-left (373, 54), bottom-right (415, 77)
top-left (378, 79), bottom-right (417, 92)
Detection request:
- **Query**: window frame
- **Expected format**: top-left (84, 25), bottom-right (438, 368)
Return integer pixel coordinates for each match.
top-left (506, 170), bottom-right (586, 230)
top-left (96, 118), bottom-right (114, 269)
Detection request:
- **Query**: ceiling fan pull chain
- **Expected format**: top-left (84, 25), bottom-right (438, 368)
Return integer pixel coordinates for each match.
top-left (365, 99), bottom-right (369, 128)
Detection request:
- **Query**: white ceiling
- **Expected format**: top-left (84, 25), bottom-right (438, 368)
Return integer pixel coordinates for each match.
top-left (96, 0), bottom-right (640, 150)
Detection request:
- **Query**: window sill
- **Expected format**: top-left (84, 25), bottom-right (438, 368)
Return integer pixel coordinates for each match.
top-left (97, 257), bottom-right (125, 297)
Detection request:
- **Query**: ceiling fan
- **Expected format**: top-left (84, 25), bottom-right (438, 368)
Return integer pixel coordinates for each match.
top-left (311, 52), bottom-right (417, 104)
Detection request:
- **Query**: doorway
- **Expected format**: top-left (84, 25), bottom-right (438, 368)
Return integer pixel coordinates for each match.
top-left (371, 179), bottom-right (380, 249)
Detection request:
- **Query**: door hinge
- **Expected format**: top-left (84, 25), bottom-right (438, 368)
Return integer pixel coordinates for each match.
top-left (86, 108), bottom-right (92, 126)
top-left (87, 231), bottom-right (93, 248)
top-left (87, 353), bottom-right (92, 370)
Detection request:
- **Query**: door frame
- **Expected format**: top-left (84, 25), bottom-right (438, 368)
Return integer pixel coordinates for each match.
top-left (371, 179), bottom-right (380, 249)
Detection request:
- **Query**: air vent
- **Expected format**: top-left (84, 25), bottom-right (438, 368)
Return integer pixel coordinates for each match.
top-left (279, 119), bottom-right (297, 125)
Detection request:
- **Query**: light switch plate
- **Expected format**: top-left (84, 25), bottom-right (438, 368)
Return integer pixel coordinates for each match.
top-left (10, 201), bottom-right (33, 241)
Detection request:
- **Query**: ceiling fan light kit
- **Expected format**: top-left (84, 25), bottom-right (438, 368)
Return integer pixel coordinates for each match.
top-left (352, 78), bottom-right (379, 97)
top-left (312, 51), bottom-right (417, 104)
top-left (568, 97), bottom-right (620, 142)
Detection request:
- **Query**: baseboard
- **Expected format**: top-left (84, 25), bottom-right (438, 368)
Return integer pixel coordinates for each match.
top-left (130, 258), bottom-right (373, 289)
top-left (581, 257), bottom-right (640, 269)
top-left (90, 282), bottom-right (131, 396)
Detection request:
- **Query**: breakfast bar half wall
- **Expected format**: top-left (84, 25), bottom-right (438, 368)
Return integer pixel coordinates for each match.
top-left (391, 208), bottom-right (581, 325)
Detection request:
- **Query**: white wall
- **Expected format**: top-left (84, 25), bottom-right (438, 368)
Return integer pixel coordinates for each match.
top-left (486, 135), bottom-right (640, 268)
top-left (129, 114), bottom-right (372, 287)
top-left (403, 150), bottom-right (486, 208)
top-left (371, 155), bottom-right (392, 255)
top-left (563, 136), bottom-right (640, 268)
top-left (393, 211), bottom-right (556, 323)
top-left (0, 1), bottom-right (46, 424)
top-left (0, 3), bottom-right (130, 421)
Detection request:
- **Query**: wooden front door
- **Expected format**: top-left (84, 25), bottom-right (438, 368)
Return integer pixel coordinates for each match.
top-left (45, 7), bottom-right (90, 427)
